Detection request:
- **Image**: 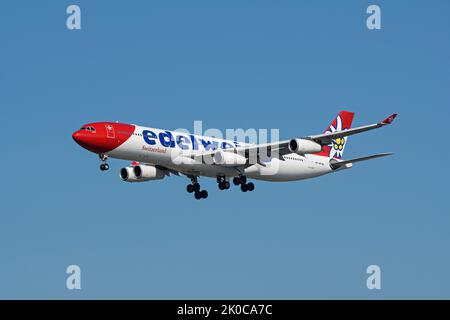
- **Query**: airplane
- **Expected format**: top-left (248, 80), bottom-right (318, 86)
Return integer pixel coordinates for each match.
top-left (72, 111), bottom-right (397, 200)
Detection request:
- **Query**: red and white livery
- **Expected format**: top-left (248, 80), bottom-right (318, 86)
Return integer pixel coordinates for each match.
top-left (72, 111), bottom-right (397, 200)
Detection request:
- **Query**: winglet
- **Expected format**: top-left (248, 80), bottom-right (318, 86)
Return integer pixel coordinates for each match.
top-left (381, 113), bottom-right (398, 125)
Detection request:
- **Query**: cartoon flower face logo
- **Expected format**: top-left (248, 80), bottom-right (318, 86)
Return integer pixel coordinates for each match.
top-left (326, 116), bottom-right (346, 159)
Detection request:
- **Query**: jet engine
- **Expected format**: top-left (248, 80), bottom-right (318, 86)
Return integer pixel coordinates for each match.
top-left (119, 166), bottom-right (140, 182)
top-left (213, 150), bottom-right (247, 167)
top-left (119, 165), bottom-right (165, 182)
top-left (133, 164), bottom-right (165, 181)
top-left (288, 138), bottom-right (322, 155)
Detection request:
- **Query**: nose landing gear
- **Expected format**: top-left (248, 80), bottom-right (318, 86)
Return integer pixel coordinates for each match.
top-left (99, 154), bottom-right (109, 171)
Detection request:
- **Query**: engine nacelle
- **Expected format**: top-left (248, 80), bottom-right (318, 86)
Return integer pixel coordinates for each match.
top-left (288, 138), bottom-right (322, 155)
top-left (213, 150), bottom-right (247, 167)
top-left (133, 164), bottom-right (165, 181)
top-left (119, 166), bottom-right (141, 182)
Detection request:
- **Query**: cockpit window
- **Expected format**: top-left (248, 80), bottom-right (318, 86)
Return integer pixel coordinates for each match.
top-left (80, 126), bottom-right (96, 132)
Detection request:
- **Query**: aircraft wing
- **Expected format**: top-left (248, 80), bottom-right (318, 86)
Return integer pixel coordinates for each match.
top-left (188, 140), bottom-right (291, 164)
top-left (230, 113), bottom-right (397, 157)
top-left (191, 113), bottom-right (397, 164)
top-left (307, 113), bottom-right (397, 145)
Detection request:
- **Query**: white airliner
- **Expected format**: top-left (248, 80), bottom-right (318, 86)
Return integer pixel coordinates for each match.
top-left (72, 111), bottom-right (397, 199)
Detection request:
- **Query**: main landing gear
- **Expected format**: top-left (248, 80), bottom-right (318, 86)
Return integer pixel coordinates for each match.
top-left (233, 175), bottom-right (255, 192)
top-left (185, 175), bottom-right (253, 200)
top-left (186, 176), bottom-right (208, 200)
top-left (99, 154), bottom-right (109, 171)
top-left (217, 176), bottom-right (230, 190)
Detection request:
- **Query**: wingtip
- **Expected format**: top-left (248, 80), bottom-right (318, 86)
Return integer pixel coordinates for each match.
top-left (381, 113), bottom-right (398, 125)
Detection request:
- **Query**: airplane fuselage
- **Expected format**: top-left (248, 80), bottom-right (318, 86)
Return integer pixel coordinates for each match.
top-left (72, 122), bottom-right (333, 182)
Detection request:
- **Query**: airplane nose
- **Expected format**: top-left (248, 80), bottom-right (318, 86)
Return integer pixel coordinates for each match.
top-left (72, 127), bottom-right (117, 154)
top-left (72, 123), bottom-right (134, 154)
top-left (72, 130), bottom-right (93, 149)
top-left (72, 131), bottom-right (89, 146)
top-left (72, 131), bottom-right (81, 143)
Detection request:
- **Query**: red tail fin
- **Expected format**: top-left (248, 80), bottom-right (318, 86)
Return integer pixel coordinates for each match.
top-left (315, 111), bottom-right (355, 159)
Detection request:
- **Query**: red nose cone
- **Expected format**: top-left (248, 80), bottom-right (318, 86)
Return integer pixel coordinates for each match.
top-left (72, 123), bottom-right (135, 154)
top-left (72, 131), bottom-right (82, 143)
top-left (72, 130), bottom-right (110, 153)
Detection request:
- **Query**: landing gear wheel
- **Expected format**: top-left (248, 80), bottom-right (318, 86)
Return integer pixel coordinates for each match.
top-left (217, 176), bottom-right (230, 191)
top-left (239, 176), bottom-right (247, 185)
top-left (241, 184), bottom-right (248, 192)
top-left (246, 182), bottom-right (255, 192)
top-left (218, 181), bottom-right (230, 190)
top-left (200, 190), bottom-right (208, 199)
top-left (193, 183), bottom-right (200, 192)
top-left (194, 192), bottom-right (202, 200)
top-left (187, 184), bottom-right (194, 193)
top-left (233, 177), bottom-right (240, 185)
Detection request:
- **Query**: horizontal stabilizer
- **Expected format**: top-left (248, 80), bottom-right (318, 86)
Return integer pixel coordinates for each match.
top-left (330, 152), bottom-right (393, 170)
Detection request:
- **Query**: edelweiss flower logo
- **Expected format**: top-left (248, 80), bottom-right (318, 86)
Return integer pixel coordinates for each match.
top-left (326, 115), bottom-right (346, 159)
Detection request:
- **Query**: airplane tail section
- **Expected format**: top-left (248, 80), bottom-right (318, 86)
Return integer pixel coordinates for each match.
top-left (315, 111), bottom-right (355, 159)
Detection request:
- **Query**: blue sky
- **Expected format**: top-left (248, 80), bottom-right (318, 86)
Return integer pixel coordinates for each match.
top-left (0, 0), bottom-right (449, 299)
